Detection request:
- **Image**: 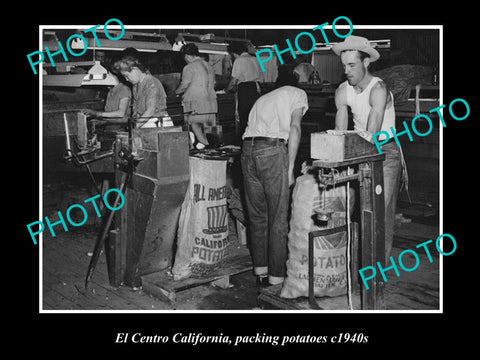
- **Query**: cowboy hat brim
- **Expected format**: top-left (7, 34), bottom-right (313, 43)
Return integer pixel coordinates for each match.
top-left (332, 38), bottom-right (380, 62)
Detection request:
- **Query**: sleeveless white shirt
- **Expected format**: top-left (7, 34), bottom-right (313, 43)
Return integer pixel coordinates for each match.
top-left (345, 76), bottom-right (395, 139)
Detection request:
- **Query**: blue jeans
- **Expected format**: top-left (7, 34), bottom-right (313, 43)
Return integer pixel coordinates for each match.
top-left (381, 142), bottom-right (402, 261)
top-left (241, 139), bottom-right (289, 283)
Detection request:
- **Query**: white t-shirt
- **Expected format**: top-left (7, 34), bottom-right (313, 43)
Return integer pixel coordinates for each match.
top-left (243, 86), bottom-right (309, 141)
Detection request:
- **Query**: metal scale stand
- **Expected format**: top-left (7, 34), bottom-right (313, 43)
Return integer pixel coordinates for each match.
top-left (309, 131), bottom-right (386, 310)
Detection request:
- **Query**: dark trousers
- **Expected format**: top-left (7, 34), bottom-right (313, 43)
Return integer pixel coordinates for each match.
top-left (240, 138), bottom-right (289, 281)
top-left (237, 82), bottom-right (260, 144)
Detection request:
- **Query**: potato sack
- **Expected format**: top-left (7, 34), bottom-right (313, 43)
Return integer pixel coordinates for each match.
top-left (280, 172), bottom-right (355, 299)
top-left (172, 156), bottom-right (230, 280)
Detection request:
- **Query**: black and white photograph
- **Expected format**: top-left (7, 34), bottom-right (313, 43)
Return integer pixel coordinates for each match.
top-left (37, 24), bottom-right (441, 312)
top-left (15, 8), bottom-right (476, 355)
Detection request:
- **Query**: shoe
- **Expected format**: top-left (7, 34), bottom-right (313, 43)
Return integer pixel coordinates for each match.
top-left (256, 275), bottom-right (269, 287)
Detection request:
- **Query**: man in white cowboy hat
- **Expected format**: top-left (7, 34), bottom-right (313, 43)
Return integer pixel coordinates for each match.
top-left (332, 35), bottom-right (402, 263)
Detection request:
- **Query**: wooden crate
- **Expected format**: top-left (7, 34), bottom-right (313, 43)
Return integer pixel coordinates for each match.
top-left (311, 131), bottom-right (378, 161)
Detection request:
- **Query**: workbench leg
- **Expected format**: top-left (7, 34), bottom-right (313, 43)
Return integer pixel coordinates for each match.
top-left (359, 161), bottom-right (386, 310)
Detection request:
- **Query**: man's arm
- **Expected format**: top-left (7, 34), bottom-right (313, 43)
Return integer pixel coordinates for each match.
top-left (335, 83), bottom-right (348, 130)
top-left (366, 81), bottom-right (388, 135)
top-left (225, 77), bottom-right (238, 93)
top-left (288, 108), bottom-right (304, 186)
top-left (226, 59), bottom-right (240, 93)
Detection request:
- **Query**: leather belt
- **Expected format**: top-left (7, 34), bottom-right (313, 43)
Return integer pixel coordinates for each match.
top-left (243, 137), bottom-right (285, 144)
top-left (238, 81), bottom-right (259, 87)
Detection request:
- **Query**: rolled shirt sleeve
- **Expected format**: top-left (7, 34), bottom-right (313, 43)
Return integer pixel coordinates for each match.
top-left (291, 90), bottom-right (309, 116)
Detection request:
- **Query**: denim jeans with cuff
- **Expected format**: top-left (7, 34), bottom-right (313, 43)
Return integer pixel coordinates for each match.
top-left (241, 138), bottom-right (289, 285)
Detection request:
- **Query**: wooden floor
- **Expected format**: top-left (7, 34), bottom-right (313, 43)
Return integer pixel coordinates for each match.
top-left (42, 218), bottom-right (440, 311)
top-left (42, 224), bottom-right (259, 311)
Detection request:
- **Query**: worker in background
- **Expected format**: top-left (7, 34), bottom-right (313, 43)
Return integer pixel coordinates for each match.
top-left (295, 62), bottom-right (321, 84)
top-left (82, 73), bottom-right (131, 127)
top-left (332, 35), bottom-right (402, 262)
top-left (226, 42), bottom-right (262, 145)
top-left (241, 64), bottom-right (309, 287)
top-left (113, 56), bottom-right (167, 127)
top-left (175, 43), bottom-right (217, 149)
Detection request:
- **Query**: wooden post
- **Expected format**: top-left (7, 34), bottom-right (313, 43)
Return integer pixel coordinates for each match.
top-left (359, 160), bottom-right (386, 310)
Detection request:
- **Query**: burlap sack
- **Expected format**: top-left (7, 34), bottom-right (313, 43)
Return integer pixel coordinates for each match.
top-left (280, 173), bottom-right (355, 298)
top-left (172, 157), bottom-right (229, 280)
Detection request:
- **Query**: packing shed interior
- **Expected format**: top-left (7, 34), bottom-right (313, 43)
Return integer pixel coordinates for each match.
top-left (41, 27), bottom-right (440, 311)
